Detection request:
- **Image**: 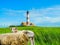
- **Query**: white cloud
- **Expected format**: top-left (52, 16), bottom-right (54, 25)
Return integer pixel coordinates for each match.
top-left (29, 6), bottom-right (60, 25)
top-left (44, 17), bottom-right (60, 23)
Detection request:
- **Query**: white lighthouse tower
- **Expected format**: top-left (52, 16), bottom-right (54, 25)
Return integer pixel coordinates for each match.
top-left (26, 11), bottom-right (30, 26)
top-left (21, 11), bottom-right (35, 26)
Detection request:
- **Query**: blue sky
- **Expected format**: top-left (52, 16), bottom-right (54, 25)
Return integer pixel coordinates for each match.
top-left (0, 0), bottom-right (60, 27)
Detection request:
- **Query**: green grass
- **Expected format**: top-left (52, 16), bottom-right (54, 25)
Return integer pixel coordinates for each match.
top-left (0, 26), bottom-right (60, 45)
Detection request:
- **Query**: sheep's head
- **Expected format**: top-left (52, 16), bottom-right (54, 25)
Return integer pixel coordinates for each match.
top-left (21, 30), bottom-right (35, 45)
top-left (22, 30), bottom-right (34, 38)
top-left (10, 27), bottom-right (18, 33)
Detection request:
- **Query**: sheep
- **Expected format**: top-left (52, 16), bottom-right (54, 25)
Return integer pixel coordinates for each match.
top-left (0, 31), bottom-right (29, 45)
top-left (11, 27), bottom-right (35, 45)
top-left (10, 27), bottom-right (18, 33)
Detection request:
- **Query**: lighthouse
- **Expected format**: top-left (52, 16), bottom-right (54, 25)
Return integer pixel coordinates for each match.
top-left (26, 11), bottom-right (30, 26)
top-left (20, 11), bottom-right (35, 26)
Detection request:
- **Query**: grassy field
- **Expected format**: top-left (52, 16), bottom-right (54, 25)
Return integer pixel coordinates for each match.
top-left (0, 26), bottom-right (60, 45)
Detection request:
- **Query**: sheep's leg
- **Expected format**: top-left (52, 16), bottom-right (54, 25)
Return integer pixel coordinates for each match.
top-left (30, 37), bottom-right (35, 45)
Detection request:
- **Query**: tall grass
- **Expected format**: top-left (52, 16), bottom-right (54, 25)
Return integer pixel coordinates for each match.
top-left (0, 26), bottom-right (60, 45)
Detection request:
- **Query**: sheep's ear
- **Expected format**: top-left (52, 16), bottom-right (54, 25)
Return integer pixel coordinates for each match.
top-left (15, 27), bottom-right (17, 29)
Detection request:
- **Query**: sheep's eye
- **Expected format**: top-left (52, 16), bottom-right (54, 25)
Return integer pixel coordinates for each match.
top-left (25, 32), bottom-right (28, 34)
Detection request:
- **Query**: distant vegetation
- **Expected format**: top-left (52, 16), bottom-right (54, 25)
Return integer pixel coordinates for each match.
top-left (0, 26), bottom-right (60, 45)
top-left (9, 22), bottom-right (35, 27)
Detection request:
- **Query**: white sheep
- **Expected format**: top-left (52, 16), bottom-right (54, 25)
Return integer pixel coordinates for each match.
top-left (11, 27), bottom-right (35, 45)
top-left (0, 31), bottom-right (29, 45)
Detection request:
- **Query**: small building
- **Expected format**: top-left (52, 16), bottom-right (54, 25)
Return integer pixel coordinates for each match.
top-left (21, 22), bottom-right (35, 26)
